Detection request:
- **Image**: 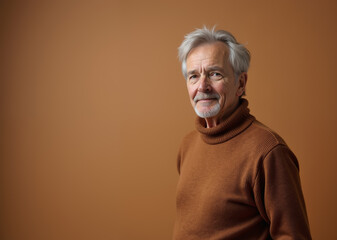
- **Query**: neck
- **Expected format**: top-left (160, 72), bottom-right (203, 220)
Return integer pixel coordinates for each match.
top-left (204, 118), bottom-right (218, 128)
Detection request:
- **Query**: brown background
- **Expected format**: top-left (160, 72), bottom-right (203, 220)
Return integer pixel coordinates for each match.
top-left (1, 0), bottom-right (337, 239)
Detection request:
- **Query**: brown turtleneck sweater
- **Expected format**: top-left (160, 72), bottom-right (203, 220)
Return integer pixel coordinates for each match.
top-left (173, 99), bottom-right (311, 240)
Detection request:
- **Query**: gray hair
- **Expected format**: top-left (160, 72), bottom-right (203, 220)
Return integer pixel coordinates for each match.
top-left (178, 26), bottom-right (251, 80)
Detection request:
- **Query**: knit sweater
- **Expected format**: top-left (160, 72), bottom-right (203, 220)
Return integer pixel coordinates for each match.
top-left (173, 99), bottom-right (311, 240)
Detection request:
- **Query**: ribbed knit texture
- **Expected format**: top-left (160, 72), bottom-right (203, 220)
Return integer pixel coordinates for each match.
top-left (173, 99), bottom-right (311, 240)
top-left (196, 99), bottom-right (255, 144)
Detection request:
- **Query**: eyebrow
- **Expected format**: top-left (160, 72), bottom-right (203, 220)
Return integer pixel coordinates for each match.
top-left (206, 66), bottom-right (224, 72)
top-left (187, 70), bottom-right (198, 76)
top-left (187, 66), bottom-right (224, 76)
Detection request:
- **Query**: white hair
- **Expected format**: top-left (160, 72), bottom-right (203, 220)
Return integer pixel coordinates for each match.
top-left (178, 26), bottom-right (251, 80)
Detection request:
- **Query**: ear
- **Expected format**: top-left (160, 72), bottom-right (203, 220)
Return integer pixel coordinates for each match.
top-left (236, 72), bottom-right (248, 97)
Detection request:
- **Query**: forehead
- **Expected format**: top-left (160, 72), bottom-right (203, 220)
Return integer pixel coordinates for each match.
top-left (186, 41), bottom-right (229, 70)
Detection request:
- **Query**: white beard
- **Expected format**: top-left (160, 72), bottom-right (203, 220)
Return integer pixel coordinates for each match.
top-left (194, 101), bottom-right (221, 118)
top-left (193, 92), bottom-right (221, 118)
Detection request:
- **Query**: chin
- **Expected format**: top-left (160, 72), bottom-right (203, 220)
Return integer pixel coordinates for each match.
top-left (195, 104), bottom-right (220, 118)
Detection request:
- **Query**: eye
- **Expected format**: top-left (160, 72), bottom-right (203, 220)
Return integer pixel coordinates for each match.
top-left (209, 72), bottom-right (223, 80)
top-left (188, 74), bottom-right (199, 83)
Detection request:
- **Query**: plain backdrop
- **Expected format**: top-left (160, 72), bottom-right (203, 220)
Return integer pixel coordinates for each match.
top-left (1, 0), bottom-right (337, 239)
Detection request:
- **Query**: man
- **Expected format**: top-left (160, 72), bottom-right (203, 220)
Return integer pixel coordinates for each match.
top-left (173, 27), bottom-right (312, 240)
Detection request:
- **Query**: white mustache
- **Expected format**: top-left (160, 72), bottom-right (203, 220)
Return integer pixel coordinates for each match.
top-left (194, 93), bottom-right (220, 103)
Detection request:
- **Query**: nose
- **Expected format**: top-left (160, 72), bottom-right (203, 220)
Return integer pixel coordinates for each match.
top-left (198, 74), bottom-right (211, 92)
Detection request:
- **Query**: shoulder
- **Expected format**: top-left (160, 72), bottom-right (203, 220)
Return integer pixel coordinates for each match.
top-left (247, 120), bottom-right (300, 171)
top-left (238, 119), bottom-right (292, 160)
top-left (249, 119), bottom-right (287, 146)
top-left (182, 129), bottom-right (198, 141)
top-left (177, 130), bottom-right (200, 158)
top-left (251, 120), bottom-right (286, 144)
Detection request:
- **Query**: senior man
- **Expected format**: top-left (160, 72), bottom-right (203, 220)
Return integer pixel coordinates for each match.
top-left (173, 27), bottom-right (311, 240)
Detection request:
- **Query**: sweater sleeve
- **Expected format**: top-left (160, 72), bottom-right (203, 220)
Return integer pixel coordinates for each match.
top-left (254, 144), bottom-right (312, 240)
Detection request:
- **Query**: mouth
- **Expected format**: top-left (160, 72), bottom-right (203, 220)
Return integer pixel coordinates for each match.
top-left (197, 98), bottom-right (217, 102)
top-left (194, 93), bottom-right (220, 103)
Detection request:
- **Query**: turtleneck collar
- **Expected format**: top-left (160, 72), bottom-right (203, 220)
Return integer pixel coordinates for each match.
top-left (195, 98), bottom-right (255, 144)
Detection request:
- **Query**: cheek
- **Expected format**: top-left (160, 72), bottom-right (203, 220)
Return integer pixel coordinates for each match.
top-left (187, 85), bottom-right (197, 100)
top-left (215, 84), bottom-right (226, 99)
top-left (217, 89), bottom-right (229, 107)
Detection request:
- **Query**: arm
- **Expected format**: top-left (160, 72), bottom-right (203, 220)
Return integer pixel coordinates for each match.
top-left (254, 145), bottom-right (312, 239)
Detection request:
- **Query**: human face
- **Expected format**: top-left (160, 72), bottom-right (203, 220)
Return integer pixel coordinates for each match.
top-left (185, 42), bottom-right (246, 128)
